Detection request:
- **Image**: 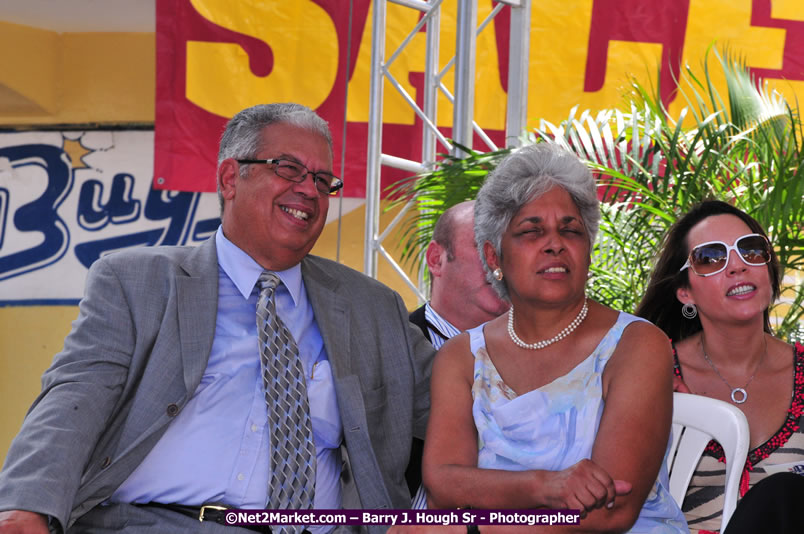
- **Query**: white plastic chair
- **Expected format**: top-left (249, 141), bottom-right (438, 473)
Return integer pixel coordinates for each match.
top-left (667, 392), bottom-right (750, 533)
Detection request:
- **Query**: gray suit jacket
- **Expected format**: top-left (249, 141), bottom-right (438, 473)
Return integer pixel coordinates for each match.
top-left (0, 237), bottom-right (434, 532)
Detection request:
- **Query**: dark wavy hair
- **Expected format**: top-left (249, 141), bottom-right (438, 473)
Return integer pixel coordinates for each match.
top-left (635, 200), bottom-right (781, 341)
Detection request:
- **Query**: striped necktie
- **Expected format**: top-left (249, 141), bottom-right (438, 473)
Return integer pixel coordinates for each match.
top-left (256, 272), bottom-right (316, 532)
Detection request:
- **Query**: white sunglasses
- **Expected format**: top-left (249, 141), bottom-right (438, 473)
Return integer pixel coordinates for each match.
top-left (680, 233), bottom-right (772, 277)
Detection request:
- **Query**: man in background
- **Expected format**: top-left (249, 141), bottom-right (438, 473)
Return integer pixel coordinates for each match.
top-left (409, 200), bottom-right (509, 347)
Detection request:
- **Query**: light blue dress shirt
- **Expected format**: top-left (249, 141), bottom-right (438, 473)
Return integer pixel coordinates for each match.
top-left (112, 228), bottom-right (342, 531)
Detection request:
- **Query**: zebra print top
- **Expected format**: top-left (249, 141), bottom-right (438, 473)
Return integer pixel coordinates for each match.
top-left (672, 342), bottom-right (804, 533)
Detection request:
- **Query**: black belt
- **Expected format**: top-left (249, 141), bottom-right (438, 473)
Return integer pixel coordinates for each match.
top-left (137, 502), bottom-right (284, 533)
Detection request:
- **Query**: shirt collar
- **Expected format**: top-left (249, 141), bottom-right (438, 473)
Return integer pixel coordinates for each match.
top-left (424, 301), bottom-right (461, 339)
top-left (215, 226), bottom-right (302, 306)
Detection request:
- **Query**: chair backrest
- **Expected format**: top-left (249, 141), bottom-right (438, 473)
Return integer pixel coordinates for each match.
top-left (667, 392), bottom-right (750, 533)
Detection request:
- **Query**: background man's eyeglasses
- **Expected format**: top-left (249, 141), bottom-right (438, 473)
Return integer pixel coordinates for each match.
top-left (237, 158), bottom-right (344, 195)
top-left (680, 233), bottom-right (772, 277)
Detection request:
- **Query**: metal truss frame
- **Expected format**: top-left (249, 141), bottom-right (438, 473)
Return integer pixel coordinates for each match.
top-left (364, 0), bottom-right (531, 299)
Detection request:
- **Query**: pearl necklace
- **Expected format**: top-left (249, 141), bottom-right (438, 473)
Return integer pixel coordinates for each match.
top-left (700, 332), bottom-right (766, 404)
top-left (507, 296), bottom-right (589, 350)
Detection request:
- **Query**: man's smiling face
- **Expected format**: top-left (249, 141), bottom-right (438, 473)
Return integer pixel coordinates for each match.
top-left (218, 121), bottom-right (332, 271)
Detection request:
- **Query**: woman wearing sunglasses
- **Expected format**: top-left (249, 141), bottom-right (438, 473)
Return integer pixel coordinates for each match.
top-left (636, 200), bottom-right (804, 534)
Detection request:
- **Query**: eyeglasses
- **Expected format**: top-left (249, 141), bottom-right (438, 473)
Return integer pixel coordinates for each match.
top-left (237, 158), bottom-right (344, 196)
top-left (680, 233), bottom-right (772, 277)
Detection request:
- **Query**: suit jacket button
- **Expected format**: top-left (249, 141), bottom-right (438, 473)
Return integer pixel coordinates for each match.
top-left (166, 403), bottom-right (180, 417)
top-left (100, 456), bottom-right (111, 469)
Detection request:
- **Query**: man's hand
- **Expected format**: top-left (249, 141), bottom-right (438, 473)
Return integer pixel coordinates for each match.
top-left (0, 510), bottom-right (49, 534)
top-left (539, 459), bottom-right (632, 517)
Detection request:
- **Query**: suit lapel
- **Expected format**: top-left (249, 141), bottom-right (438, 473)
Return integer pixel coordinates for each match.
top-left (301, 257), bottom-right (393, 510)
top-left (177, 238), bottom-right (219, 392)
top-left (301, 256), bottom-right (351, 379)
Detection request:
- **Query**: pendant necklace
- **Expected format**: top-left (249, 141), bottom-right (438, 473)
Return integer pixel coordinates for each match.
top-left (700, 332), bottom-right (767, 404)
top-left (508, 296), bottom-right (588, 350)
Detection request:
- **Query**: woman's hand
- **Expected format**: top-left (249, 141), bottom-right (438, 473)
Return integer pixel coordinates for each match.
top-left (539, 459), bottom-right (632, 516)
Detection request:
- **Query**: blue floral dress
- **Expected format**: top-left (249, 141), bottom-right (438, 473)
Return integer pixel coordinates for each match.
top-left (469, 312), bottom-right (689, 533)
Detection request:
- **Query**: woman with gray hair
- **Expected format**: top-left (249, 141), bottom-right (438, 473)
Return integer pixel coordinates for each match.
top-left (420, 144), bottom-right (688, 533)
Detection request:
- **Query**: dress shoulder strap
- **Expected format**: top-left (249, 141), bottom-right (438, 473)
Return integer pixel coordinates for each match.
top-left (614, 310), bottom-right (649, 330)
top-left (466, 323), bottom-right (488, 357)
top-left (591, 312), bottom-right (650, 367)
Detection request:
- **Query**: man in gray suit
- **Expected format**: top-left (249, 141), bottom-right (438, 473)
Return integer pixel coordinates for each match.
top-left (0, 103), bottom-right (434, 534)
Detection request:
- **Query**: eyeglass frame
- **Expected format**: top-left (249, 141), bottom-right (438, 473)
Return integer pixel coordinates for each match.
top-left (236, 158), bottom-right (344, 195)
top-left (679, 233), bottom-right (772, 277)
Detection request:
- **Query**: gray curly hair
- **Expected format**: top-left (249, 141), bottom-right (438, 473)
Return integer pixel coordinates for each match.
top-left (474, 143), bottom-right (600, 300)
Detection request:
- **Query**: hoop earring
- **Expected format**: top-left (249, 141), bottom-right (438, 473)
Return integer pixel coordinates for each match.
top-left (493, 268), bottom-right (503, 281)
top-left (681, 303), bottom-right (697, 319)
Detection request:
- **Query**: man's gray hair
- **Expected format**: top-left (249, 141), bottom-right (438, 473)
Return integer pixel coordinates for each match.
top-left (216, 103), bottom-right (332, 211)
top-left (474, 143), bottom-right (600, 300)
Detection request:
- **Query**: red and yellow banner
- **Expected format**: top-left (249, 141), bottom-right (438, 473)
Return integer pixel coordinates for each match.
top-left (155, 0), bottom-right (804, 196)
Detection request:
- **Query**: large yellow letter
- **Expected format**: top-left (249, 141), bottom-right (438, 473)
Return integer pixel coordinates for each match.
top-left (187, 0), bottom-right (338, 117)
top-left (668, 0), bottom-right (785, 117)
